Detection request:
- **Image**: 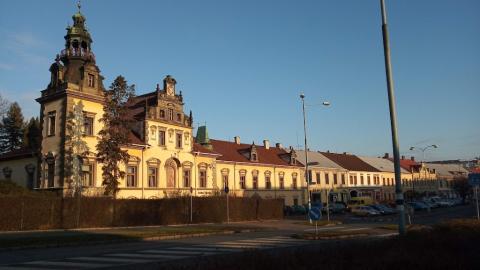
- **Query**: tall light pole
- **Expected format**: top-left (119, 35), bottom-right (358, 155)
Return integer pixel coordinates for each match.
top-left (380, 0), bottom-right (406, 236)
top-left (300, 93), bottom-right (330, 219)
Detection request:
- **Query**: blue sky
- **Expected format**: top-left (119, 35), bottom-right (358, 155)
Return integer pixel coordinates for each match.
top-left (0, 0), bottom-right (479, 161)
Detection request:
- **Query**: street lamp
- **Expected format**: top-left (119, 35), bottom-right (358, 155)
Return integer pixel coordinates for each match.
top-left (410, 144), bottom-right (438, 196)
top-left (300, 93), bottom-right (330, 220)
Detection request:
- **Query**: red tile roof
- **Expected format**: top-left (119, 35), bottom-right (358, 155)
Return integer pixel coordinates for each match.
top-left (209, 139), bottom-right (302, 167)
top-left (470, 168), bottom-right (480, 174)
top-left (128, 130), bottom-right (146, 145)
top-left (320, 152), bottom-right (380, 172)
top-left (388, 158), bottom-right (421, 172)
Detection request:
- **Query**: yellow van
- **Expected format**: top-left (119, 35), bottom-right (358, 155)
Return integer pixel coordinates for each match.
top-left (348, 197), bottom-right (373, 208)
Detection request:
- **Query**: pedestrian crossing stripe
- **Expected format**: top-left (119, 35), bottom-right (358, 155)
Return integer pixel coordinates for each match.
top-left (23, 260), bottom-right (111, 268)
top-left (169, 246), bottom-right (239, 253)
top-left (141, 249), bottom-right (217, 255)
top-left (71, 256), bottom-right (152, 263)
top-left (106, 253), bottom-right (188, 259)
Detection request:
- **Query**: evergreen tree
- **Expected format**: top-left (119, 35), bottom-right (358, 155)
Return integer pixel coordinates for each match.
top-left (96, 76), bottom-right (135, 197)
top-left (0, 102), bottom-right (25, 153)
top-left (0, 93), bottom-right (9, 119)
top-left (23, 117), bottom-right (41, 152)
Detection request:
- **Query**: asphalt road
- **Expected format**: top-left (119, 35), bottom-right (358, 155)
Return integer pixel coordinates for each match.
top-left (0, 204), bottom-right (475, 270)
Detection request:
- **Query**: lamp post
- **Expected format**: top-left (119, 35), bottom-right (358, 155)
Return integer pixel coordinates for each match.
top-left (379, 0), bottom-right (406, 236)
top-left (410, 145), bottom-right (438, 195)
top-left (300, 93), bottom-right (329, 221)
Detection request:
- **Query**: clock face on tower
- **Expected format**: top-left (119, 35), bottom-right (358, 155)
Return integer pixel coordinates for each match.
top-left (166, 84), bottom-right (175, 96)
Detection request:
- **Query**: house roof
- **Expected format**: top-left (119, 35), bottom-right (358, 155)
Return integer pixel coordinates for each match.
top-left (0, 148), bottom-right (36, 161)
top-left (393, 158), bottom-right (421, 172)
top-left (209, 139), bottom-right (302, 167)
top-left (193, 143), bottom-right (220, 156)
top-left (358, 156), bottom-right (409, 173)
top-left (425, 163), bottom-right (469, 178)
top-left (296, 151), bottom-right (345, 170)
top-left (320, 152), bottom-right (380, 172)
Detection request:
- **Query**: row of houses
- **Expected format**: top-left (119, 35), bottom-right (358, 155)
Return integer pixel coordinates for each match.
top-left (0, 7), bottom-right (473, 206)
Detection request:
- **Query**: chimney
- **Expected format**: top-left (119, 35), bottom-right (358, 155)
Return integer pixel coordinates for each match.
top-left (401, 155), bottom-right (405, 160)
top-left (384, 153), bottom-right (389, 159)
top-left (275, 143), bottom-right (283, 149)
top-left (263, 140), bottom-right (270, 150)
top-left (234, 136), bottom-right (241, 145)
top-left (411, 156), bottom-right (415, 161)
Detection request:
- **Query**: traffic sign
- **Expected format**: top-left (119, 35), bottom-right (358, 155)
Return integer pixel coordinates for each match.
top-left (469, 173), bottom-right (480, 186)
top-left (308, 207), bottom-right (322, 221)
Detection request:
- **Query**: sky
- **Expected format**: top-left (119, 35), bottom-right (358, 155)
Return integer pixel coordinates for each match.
top-left (0, 0), bottom-right (479, 161)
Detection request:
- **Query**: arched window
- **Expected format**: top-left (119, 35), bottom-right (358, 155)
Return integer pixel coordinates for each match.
top-left (252, 170), bottom-right (259, 189)
top-left (165, 159), bottom-right (177, 188)
top-left (239, 169), bottom-right (247, 189)
top-left (198, 163), bottom-right (208, 188)
top-left (264, 171), bottom-right (272, 189)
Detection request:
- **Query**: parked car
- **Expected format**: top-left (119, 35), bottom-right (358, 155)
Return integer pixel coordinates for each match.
top-left (407, 201), bottom-right (429, 211)
top-left (322, 202), bottom-right (347, 214)
top-left (351, 206), bottom-right (381, 217)
top-left (369, 204), bottom-right (396, 215)
top-left (291, 205), bottom-right (307, 215)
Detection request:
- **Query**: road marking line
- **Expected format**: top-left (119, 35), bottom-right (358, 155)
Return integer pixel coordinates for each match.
top-left (203, 243), bottom-right (261, 249)
top-left (257, 238), bottom-right (306, 243)
top-left (23, 260), bottom-right (110, 268)
top-left (197, 244), bottom-right (246, 250)
top-left (71, 256), bottom-right (152, 263)
top-left (106, 253), bottom-right (188, 260)
top-left (0, 267), bottom-right (48, 270)
top-left (141, 249), bottom-right (217, 255)
top-left (376, 233), bottom-right (399, 238)
top-left (168, 247), bottom-right (238, 252)
top-left (341, 227), bottom-right (368, 232)
top-left (304, 226), bottom-right (345, 232)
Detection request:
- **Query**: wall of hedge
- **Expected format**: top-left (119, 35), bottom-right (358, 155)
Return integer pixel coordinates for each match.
top-left (0, 196), bottom-right (284, 231)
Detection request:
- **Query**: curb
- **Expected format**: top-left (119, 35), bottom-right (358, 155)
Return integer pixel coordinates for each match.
top-left (0, 229), bottom-right (259, 252)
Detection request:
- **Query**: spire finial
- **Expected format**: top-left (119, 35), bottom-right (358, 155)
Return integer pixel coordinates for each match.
top-left (77, 0), bottom-right (81, 12)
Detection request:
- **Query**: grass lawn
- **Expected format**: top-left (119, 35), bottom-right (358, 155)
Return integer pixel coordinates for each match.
top-left (0, 225), bottom-right (263, 249)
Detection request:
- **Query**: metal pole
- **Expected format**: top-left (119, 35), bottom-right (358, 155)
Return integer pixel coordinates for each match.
top-left (227, 192), bottom-right (230, 224)
top-left (380, 0), bottom-right (406, 236)
top-left (300, 93), bottom-right (311, 221)
top-left (190, 187), bottom-right (193, 223)
top-left (326, 189), bottom-right (330, 222)
top-left (476, 186), bottom-right (479, 220)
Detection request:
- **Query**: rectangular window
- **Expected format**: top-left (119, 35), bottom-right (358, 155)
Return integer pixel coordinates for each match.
top-left (183, 170), bottom-right (191, 187)
top-left (316, 173), bottom-right (321, 184)
top-left (47, 162), bottom-right (55, 187)
top-left (158, 130), bottom-right (166, 146)
top-left (176, 113), bottom-right (182, 122)
top-left (176, 133), bottom-right (182, 148)
top-left (240, 175), bottom-right (246, 189)
top-left (222, 175), bottom-right (228, 188)
top-left (87, 74), bottom-right (95, 88)
top-left (383, 178), bottom-right (386, 186)
top-left (349, 175), bottom-right (353, 185)
top-left (325, 173), bottom-right (329, 185)
top-left (354, 175), bottom-right (358, 185)
top-left (341, 174), bottom-right (346, 185)
top-left (47, 111), bottom-right (56, 136)
top-left (126, 166), bottom-right (137, 187)
top-left (367, 175), bottom-right (371, 186)
top-left (279, 176), bottom-right (285, 189)
top-left (82, 163), bottom-right (94, 187)
top-left (265, 176), bottom-right (271, 189)
top-left (333, 174), bottom-right (338, 185)
top-left (308, 170), bottom-right (313, 183)
top-left (160, 110), bottom-right (165, 118)
top-left (199, 171), bottom-right (207, 188)
top-left (168, 108), bottom-right (174, 121)
top-left (360, 175), bottom-right (364, 185)
top-left (292, 176), bottom-right (297, 189)
top-left (83, 116), bottom-right (94, 136)
top-left (148, 167), bottom-right (157, 187)
top-left (253, 176), bottom-right (258, 189)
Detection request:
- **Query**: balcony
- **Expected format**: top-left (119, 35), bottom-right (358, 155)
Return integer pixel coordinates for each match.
top-left (60, 48), bottom-right (95, 61)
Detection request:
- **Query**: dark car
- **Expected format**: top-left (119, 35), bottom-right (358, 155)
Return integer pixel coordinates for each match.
top-left (369, 204), bottom-right (395, 215)
top-left (407, 202), bottom-right (429, 211)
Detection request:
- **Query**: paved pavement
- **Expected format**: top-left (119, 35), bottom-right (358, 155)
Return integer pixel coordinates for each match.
top-left (0, 204), bottom-right (474, 270)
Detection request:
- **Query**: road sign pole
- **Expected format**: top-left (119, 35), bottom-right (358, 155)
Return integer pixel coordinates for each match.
top-left (227, 192), bottom-right (230, 224)
top-left (476, 186), bottom-right (479, 220)
top-left (190, 187), bottom-right (193, 223)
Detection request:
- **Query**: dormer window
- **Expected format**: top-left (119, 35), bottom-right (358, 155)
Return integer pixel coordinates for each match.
top-left (87, 74), bottom-right (95, 87)
top-left (249, 143), bottom-right (258, 162)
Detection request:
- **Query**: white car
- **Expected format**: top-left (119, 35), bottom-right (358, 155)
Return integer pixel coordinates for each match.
top-left (351, 206), bottom-right (381, 217)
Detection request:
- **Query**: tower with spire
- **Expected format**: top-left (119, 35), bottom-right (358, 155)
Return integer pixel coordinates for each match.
top-left (36, 2), bottom-right (105, 190)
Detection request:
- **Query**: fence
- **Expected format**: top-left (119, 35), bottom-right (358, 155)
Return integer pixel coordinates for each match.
top-left (0, 196), bottom-right (284, 231)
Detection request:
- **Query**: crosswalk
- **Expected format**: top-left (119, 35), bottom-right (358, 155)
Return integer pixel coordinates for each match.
top-left (0, 236), bottom-right (307, 270)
